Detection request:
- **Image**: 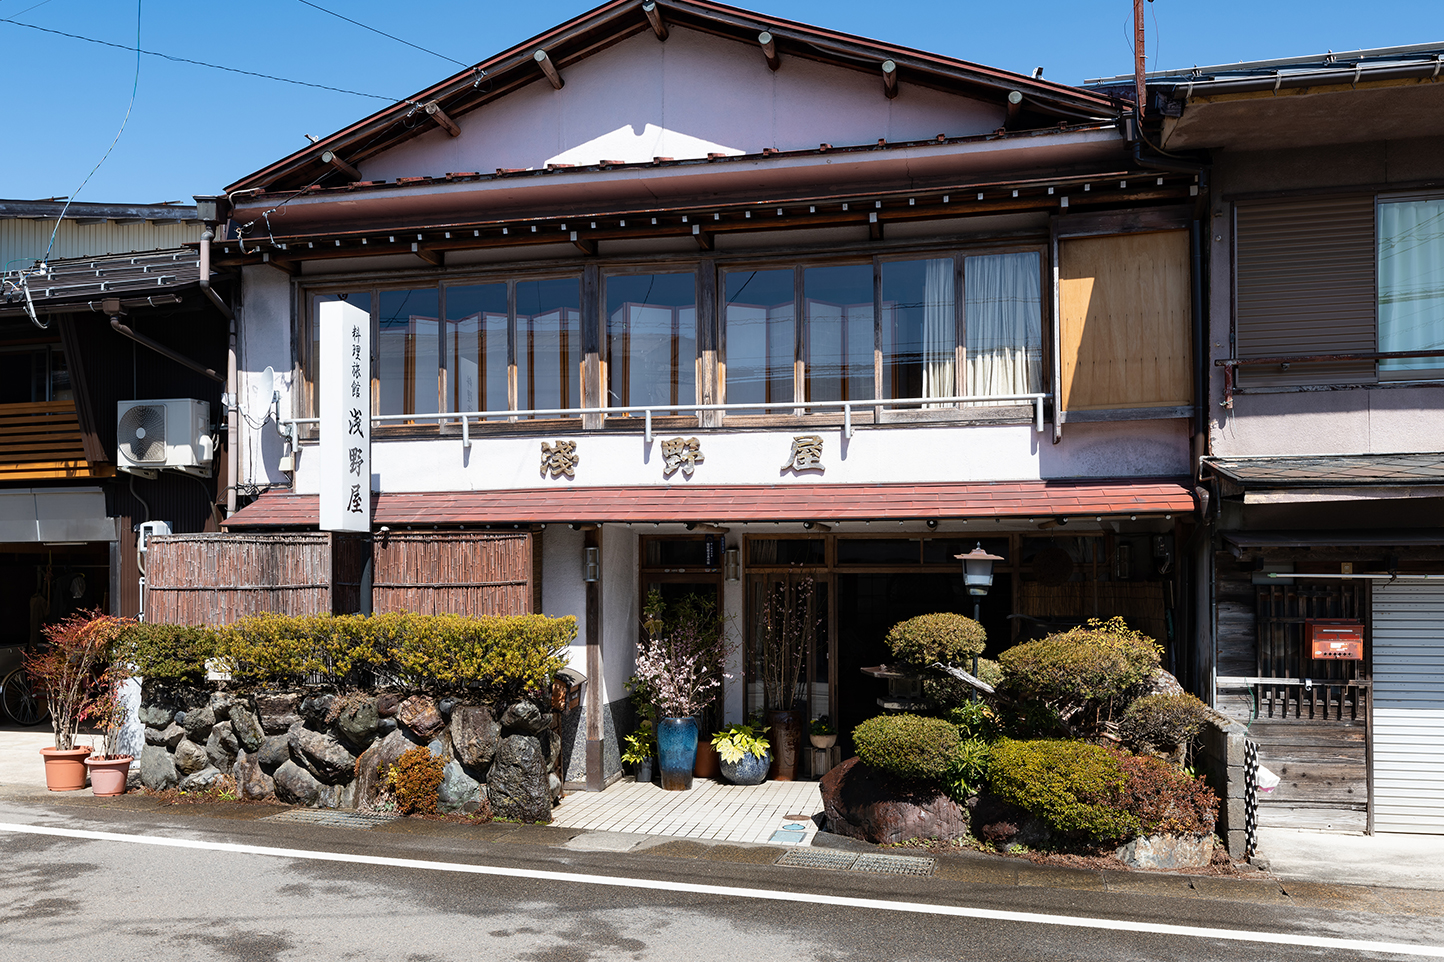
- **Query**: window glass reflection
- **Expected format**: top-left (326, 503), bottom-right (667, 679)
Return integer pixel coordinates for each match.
top-left (803, 264), bottom-right (874, 403)
top-left (378, 288), bottom-right (440, 416)
top-left (516, 278), bottom-right (581, 415)
top-left (445, 283), bottom-right (509, 413)
top-left (606, 273), bottom-right (696, 409)
top-left (881, 258), bottom-right (955, 402)
top-left (725, 269), bottom-right (794, 410)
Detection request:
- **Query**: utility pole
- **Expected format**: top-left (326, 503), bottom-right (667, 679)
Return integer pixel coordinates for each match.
top-left (1134, 0), bottom-right (1148, 120)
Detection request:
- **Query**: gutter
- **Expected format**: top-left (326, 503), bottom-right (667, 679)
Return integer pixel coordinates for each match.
top-left (1170, 55), bottom-right (1444, 98)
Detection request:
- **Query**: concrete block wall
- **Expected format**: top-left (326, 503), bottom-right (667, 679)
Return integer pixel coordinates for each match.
top-left (1198, 713), bottom-right (1250, 857)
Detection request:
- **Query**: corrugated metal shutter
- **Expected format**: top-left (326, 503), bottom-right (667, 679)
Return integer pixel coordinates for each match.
top-left (1371, 579), bottom-right (1444, 834)
top-left (1234, 196), bottom-right (1377, 387)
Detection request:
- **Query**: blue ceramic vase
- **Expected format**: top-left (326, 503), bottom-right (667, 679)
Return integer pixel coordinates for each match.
top-left (657, 716), bottom-right (698, 791)
top-left (720, 750), bottom-right (771, 786)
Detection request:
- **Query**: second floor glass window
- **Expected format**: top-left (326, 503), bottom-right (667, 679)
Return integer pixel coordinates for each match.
top-left (965, 251), bottom-right (1043, 398)
top-left (378, 288), bottom-right (440, 417)
top-left (725, 269), bottom-right (795, 410)
top-left (1378, 197), bottom-right (1444, 377)
top-left (517, 278), bottom-right (581, 415)
top-left (606, 272), bottom-right (697, 409)
top-left (445, 283), bottom-right (508, 414)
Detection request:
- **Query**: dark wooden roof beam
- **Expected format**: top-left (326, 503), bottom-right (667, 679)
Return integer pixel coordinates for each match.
top-left (643, 1), bottom-right (669, 41)
top-left (412, 243), bottom-right (443, 267)
top-left (881, 59), bottom-right (898, 99)
top-left (423, 102), bottom-right (462, 138)
top-left (321, 150), bottom-right (362, 181)
top-left (758, 30), bottom-right (779, 71)
top-left (534, 49), bottom-right (565, 90)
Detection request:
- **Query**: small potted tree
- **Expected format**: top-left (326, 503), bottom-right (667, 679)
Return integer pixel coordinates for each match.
top-left (632, 590), bottom-right (734, 791)
top-left (756, 576), bottom-right (816, 781)
top-left (83, 664), bottom-right (136, 796)
top-left (25, 610), bottom-right (132, 792)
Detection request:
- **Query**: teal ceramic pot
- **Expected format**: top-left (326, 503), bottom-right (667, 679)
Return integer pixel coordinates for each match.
top-left (657, 717), bottom-right (698, 791)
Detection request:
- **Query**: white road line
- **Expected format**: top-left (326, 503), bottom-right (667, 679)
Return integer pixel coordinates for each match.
top-left (1, 821), bottom-right (1439, 957)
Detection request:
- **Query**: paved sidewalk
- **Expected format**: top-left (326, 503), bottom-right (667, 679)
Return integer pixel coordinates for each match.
top-left (0, 728), bottom-right (68, 793)
top-left (552, 775), bottom-right (824, 844)
top-left (1256, 827), bottom-right (1444, 891)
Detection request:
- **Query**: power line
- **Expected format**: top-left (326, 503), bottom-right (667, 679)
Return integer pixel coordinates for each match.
top-left (44, 0), bottom-right (143, 267)
top-left (0, 16), bottom-right (416, 103)
top-left (295, 0), bottom-right (471, 70)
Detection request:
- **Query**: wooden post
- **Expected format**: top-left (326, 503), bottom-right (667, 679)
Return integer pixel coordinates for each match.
top-left (585, 526), bottom-right (604, 791)
top-left (581, 263), bottom-right (602, 430)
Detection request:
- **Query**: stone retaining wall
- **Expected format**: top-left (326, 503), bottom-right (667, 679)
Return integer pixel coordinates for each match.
top-left (137, 686), bottom-right (562, 821)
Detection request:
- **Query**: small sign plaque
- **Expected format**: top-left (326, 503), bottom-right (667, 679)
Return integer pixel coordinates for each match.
top-left (1307, 619), bottom-right (1364, 660)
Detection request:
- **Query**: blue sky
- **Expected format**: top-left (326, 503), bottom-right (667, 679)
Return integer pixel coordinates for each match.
top-left (1, 0), bottom-right (1440, 203)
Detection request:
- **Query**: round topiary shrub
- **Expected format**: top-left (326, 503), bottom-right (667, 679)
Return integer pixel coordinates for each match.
top-left (998, 617), bottom-right (1159, 707)
top-left (885, 612), bottom-right (986, 667)
top-left (852, 713), bottom-right (961, 781)
top-left (986, 738), bottom-right (1138, 842)
top-left (1119, 692), bottom-right (1212, 753)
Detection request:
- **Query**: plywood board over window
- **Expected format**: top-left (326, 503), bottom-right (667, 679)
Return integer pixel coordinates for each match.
top-left (1058, 230), bottom-right (1192, 411)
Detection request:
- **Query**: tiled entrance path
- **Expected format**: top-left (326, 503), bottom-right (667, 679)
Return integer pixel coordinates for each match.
top-left (552, 776), bottom-right (825, 845)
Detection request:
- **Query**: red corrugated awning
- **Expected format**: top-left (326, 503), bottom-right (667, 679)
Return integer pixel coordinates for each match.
top-left (222, 480), bottom-right (1195, 528)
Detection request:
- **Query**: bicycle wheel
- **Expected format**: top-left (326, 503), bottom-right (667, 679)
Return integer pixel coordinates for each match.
top-left (1, 669), bottom-right (49, 726)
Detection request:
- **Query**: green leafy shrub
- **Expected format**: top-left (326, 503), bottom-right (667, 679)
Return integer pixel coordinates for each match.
top-left (121, 623), bottom-right (219, 686)
top-left (1119, 693), bottom-right (1212, 753)
top-left (711, 723), bottom-right (771, 762)
top-left (998, 618), bottom-right (1160, 733)
top-left (946, 701), bottom-right (1002, 742)
top-left (987, 738), bottom-right (1137, 842)
top-left (885, 612), bottom-right (986, 667)
top-left (386, 746), bottom-right (444, 816)
top-left (1115, 753), bottom-right (1218, 836)
top-left (925, 656), bottom-right (1004, 712)
top-left (942, 737), bottom-right (993, 802)
top-left (385, 613), bottom-right (575, 698)
top-left (852, 713), bottom-right (960, 781)
top-left (975, 657), bottom-right (1003, 688)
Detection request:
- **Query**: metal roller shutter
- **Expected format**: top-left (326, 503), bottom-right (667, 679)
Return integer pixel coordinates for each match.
top-left (1371, 580), bottom-right (1444, 834)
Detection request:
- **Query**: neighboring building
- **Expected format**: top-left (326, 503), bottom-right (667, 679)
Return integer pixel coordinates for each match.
top-left (203, 0), bottom-right (1204, 790)
top-left (0, 198), bottom-right (201, 269)
top-left (0, 225), bottom-right (230, 637)
top-left (1096, 44), bottom-right (1444, 834)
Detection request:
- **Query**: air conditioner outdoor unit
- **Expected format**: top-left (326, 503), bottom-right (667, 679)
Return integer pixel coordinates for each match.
top-left (116, 399), bottom-right (215, 478)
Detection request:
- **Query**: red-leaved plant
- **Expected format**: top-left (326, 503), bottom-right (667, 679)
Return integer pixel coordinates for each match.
top-left (22, 610), bottom-right (134, 754)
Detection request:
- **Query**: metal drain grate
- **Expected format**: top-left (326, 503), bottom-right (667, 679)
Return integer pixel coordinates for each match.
top-left (775, 849), bottom-right (859, 870)
top-left (262, 809), bottom-right (400, 829)
top-left (850, 853), bottom-right (935, 876)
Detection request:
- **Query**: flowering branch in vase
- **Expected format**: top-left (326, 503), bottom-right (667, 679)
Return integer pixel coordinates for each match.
top-left (632, 591), bottom-right (735, 719)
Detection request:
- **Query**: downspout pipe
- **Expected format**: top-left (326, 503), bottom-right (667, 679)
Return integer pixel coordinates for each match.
top-left (198, 227), bottom-right (234, 322)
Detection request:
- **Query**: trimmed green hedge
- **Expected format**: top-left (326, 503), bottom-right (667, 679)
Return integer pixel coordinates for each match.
top-left (987, 737), bottom-right (1218, 843)
top-left (122, 612), bottom-right (575, 698)
top-left (852, 713), bottom-right (960, 781)
top-left (1119, 692), bottom-right (1212, 752)
top-left (987, 738), bottom-right (1137, 842)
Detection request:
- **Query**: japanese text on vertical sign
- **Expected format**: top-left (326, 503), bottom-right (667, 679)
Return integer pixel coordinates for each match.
top-left (319, 300), bottom-right (371, 533)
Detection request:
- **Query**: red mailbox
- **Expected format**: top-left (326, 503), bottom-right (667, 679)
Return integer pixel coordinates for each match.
top-left (1307, 620), bottom-right (1364, 661)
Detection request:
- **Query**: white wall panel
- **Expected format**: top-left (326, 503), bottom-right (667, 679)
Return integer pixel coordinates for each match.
top-left (1372, 580), bottom-right (1444, 834)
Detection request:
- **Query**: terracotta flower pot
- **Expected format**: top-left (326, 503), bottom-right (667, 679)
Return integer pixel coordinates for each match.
top-left (40, 747), bottom-right (92, 792)
top-left (84, 755), bottom-right (133, 797)
top-left (694, 739), bottom-right (720, 779)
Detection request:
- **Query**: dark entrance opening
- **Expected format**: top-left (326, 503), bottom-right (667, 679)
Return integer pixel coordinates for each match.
top-left (834, 571), bottom-right (1011, 753)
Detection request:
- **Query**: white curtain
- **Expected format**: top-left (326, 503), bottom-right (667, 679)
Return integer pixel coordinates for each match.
top-left (965, 251), bottom-right (1042, 402)
top-left (1378, 199), bottom-right (1444, 375)
top-left (922, 258), bottom-right (955, 401)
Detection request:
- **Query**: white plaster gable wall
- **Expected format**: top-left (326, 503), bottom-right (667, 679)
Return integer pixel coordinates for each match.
top-left (365, 27), bottom-right (1001, 181)
top-left (292, 420), bottom-right (1190, 494)
top-left (238, 265), bottom-right (296, 488)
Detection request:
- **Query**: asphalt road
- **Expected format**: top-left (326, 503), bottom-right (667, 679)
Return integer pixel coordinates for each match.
top-left (1, 797), bottom-right (1441, 962)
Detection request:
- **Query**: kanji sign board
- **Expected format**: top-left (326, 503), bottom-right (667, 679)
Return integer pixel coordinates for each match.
top-left (319, 298), bottom-right (371, 533)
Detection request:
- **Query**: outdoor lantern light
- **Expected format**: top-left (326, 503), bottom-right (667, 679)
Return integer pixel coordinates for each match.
top-left (583, 546), bottom-right (600, 582)
top-left (723, 546), bottom-right (741, 582)
top-left (957, 542), bottom-right (1004, 597)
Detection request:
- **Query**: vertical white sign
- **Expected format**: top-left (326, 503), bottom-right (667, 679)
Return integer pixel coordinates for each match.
top-left (320, 298), bottom-right (371, 532)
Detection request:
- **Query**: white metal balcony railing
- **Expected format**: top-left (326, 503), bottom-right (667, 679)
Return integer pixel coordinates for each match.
top-left (281, 393), bottom-right (1050, 448)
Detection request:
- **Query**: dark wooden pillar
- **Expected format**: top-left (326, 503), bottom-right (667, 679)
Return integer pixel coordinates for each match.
top-left (584, 525), bottom-right (604, 790)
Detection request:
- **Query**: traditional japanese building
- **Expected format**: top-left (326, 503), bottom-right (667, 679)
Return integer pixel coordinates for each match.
top-left (189, 0), bottom-right (1202, 788)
